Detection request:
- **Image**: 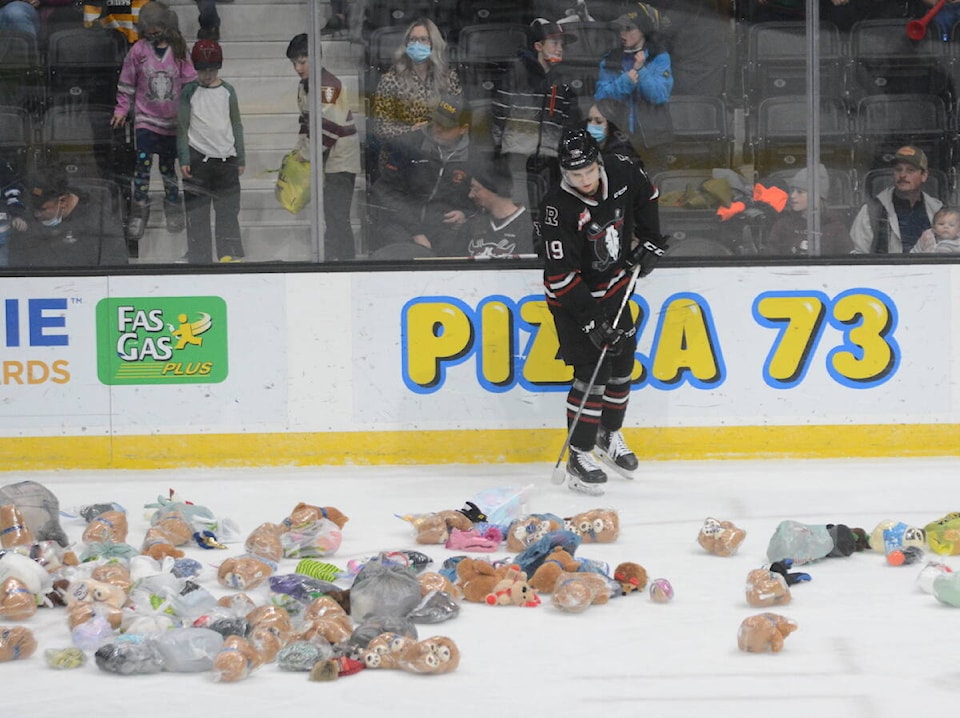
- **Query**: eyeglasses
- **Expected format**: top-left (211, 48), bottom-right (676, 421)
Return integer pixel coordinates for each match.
top-left (407, 36), bottom-right (431, 46)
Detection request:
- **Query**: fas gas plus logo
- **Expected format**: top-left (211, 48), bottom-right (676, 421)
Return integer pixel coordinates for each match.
top-left (95, 297), bottom-right (228, 385)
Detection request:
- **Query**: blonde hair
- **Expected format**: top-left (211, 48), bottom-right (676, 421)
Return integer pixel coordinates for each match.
top-left (391, 18), bottom-right (453, 94)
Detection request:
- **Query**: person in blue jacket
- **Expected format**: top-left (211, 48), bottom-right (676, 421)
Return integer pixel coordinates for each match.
top-left (594, 9), bottom-right (673, 170)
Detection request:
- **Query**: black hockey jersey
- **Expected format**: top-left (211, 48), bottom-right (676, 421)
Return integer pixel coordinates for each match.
top-left (541, 153), bottom-right (660, 326)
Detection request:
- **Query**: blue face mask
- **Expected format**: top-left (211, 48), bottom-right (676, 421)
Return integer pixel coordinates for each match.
top-left (405, 42), bottom-right (432, 64)
top-left (586, 123), bottom-right (607, 143)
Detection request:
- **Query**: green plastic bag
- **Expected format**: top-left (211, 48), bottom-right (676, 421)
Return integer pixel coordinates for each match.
top-left (275, 151), bottom-right (311, 215)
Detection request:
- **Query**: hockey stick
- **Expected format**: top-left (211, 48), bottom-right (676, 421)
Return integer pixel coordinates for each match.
top-left (550, 262), bottom-right (643, 485)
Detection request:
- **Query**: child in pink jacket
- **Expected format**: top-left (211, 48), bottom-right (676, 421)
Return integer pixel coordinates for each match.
top-left (111, 1), bottom-right (196, 245)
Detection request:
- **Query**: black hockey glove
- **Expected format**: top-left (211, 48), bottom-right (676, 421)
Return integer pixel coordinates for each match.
top-left (628, 235), bottom-right (670, 277)
top-left (582, 317), bottom-right (625, 354)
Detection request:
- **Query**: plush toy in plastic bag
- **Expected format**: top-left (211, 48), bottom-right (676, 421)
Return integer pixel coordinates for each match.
top-left (468, 484), bottom-right (534, 529)
top-left (0, 481), bottom-right (69, 546)
top-left (349, 556), bottom-right (422, 622)
top-left (275, 151), bottom-right (311, 214)
top-left (924, 512), bottom-right (960, 555)
top-left (766, 520), bottom-right (834, 564)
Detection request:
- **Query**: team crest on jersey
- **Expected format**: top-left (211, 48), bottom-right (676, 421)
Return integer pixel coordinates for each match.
top-left (577, 208), bottom-right (591, 231)
top-left (321, 84), bottom-right (340, 103)
top-left (586, 209), bottom-right (624, 271)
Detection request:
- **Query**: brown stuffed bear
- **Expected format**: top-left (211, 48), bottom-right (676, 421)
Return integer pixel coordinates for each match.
top-left (90, 563), bottom-right (133, 594)
top-left (551, 572), bottom-right (612, 613)
top-left (0, 504), bottom-right (32, 547)
top-left (212, 635), bottom-right (264, 682)
top-left (0, 577), bottom-right (37, 621)
top-left (697, 517), bottom-right (747, 557)
top-left (564, 509), bottom-right (619, 543)
top-left (409, 510), bottom-right (474, 545)
top-left (303, 595), bottom-right (348, 622)
top-left (419, 571), bottom-right (461, 599)
top-left (397, 636), bottom-right (460, 674)
top-left (363, 632), bottom-right (416, 669)
top-left (737, 613), bottom-right (798, 653)
top-left (613, 562), bottom-right (648, 595)
top-left (456, 557), bottom-right (512, 603)
top-left (528, 548), bottom-right (581, 593)
top-left (745, 568), bottom-right (791, 607)
top-left (295, 615), bottom-right (353, 645)
top-left (247, 605), bottom-right (294, 646)
top-left (0, 625), bottom-right (36, 661)
top-left (506, 514), bottom-right (563, 552)
top-left (485, 566), bottom-right (540, 607)
top-left (244, 522), bottom-right (284, 563)
top-left (141, 509), bottom-right (194, 560)
top-left (81, 510), bottom-right (128, 545)
top-left (217, 555), bottom-right (275, 590)
top-left (287, 503), bottom-right (349, 530)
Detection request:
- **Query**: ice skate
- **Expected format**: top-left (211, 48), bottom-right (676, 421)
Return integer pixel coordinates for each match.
top-left (126, 199), bottom-right (149, 241)
top-left (566, 447), bottom-right (607, 496)
top-left (596, 427), bottom-right (639, 479)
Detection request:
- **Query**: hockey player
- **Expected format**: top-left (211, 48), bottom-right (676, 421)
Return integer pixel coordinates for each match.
top-left (541, 127), bottom-right (667, 495)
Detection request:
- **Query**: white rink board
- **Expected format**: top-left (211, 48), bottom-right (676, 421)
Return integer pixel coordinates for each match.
top-left (0, 264), bottom-right (955, 438)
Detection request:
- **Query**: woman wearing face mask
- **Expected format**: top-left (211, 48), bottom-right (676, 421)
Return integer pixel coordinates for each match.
top-left (9, 169), bottom-right (128, 267)
top-left (111, 1), bottom-right (195, 246)
top-left (372, 17), bottom-right (461, 174)
top-left (583, 98), bottom-right (640, 165)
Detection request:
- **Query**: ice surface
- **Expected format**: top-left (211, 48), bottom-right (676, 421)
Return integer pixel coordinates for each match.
top-left (2, 458), bottom-right (958, 717)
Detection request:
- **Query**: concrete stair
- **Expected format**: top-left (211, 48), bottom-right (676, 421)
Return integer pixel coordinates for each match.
top-left (136, 1), bottom-right (367, 264)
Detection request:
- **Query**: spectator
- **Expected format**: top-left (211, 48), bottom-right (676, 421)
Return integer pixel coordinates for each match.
top-left (583, 98), bottom-right (641, 164)
top-left (368, 94), bottom-right (472, 256)
top-left (196, 0), bottom-right (233, 41)
top-left (0, 0), bottom-right (39, 37)
top-left (761, 165), bottom-right (850, 256)
top-left (918, 0), bottom-right (960, 40)
top-left (10, 168), bottom-right (127, 266)
top-left (319, 0), bottom-right (347, 36)
top-left (456, 160), bottom-right (536, 258)
top-left (286, 33), bottom-right (360, 261)
top-left (82, 0), bottom-right (149, 45)
top-left (911, 207), bottom-right (960, 254)
top-left (372, 17), bottom-right (462, 174)
top-left (178, 38), bottom-right (244, 263)
top-left (595, 9), bottom-right (673, 170)
top-left (492, 19), bottom-right (580, 211)
top-left (111, 1), bottom-right (196, 245)
top-left (849, 146), bottom-right (942, 254)
top-left (0, 158), bottom-right (28, 267)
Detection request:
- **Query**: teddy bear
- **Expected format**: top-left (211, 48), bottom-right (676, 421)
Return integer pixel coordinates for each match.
top-left (212, 635), bottom-right (264, 682)
top-left (419, 571), bottom-right (461, 599)
top-left (247, 605), bottom-right (294, 646)
top-left (362, 631), bottom-right (416, 669)
top-left (745, 568), bottom-right (792, 607)
top-left (408, 510), bottom-right (475, 545)
top-left (287, 502), bottom-right (349, 530)
top-left (551, 572), bottom-right (613, 613)
top-left (528, 547), bottom-right (582, 593)
top-left (244, 522), bottom-right (284, 564)
top-left (303, 595), bottom-right (348, 623)
top-left (90, 563), bottom-right (133, 594)
top-left (0, 504), bottom-right (33, 547)
top-left (217, 554), bottom-right (276, 590)
top-left (455, 557), bottom-right (513, 603)
top-left (397, 636), bottom-right (461, 674)
top-left (81, 510), bottom-right (129, 545)
top-left (737, 613), bottom-right (798, 653)
top-left (697, 517), bottom-right (747, 557)
top-left (0, 577), bottom-right (37, 620)
top-left (0, 626), bottom-right (37, 662)
top-left (296, 614), bottom-right (354, 645)
top-left (485, 566), bottom-right (541, 607)
top-left (141, 508), bottom-right (194, 560)
top-left (564, 509), bottom-right (619, 543)
top-left (506, 513), bottom-right (564, 552)
top-left (613, 562), bottom-right (648, 595)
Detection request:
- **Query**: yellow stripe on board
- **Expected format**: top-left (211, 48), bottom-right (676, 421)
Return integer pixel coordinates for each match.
top-left (0, 425), bottom-right (959, 470)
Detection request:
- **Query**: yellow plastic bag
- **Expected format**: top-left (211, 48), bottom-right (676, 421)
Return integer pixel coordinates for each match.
top-left (275, 151), bottom-right (311, 214)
